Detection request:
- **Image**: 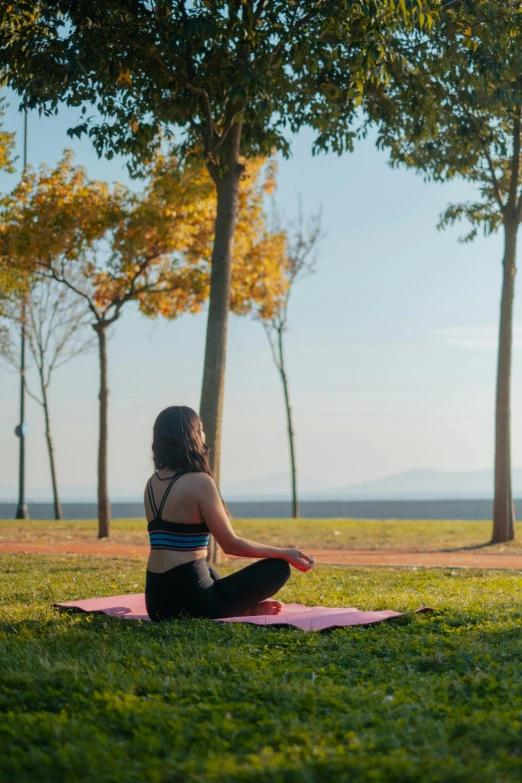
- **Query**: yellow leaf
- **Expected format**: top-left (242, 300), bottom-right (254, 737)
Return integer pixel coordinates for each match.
top-left (117, 70), bottom-right (133, 86)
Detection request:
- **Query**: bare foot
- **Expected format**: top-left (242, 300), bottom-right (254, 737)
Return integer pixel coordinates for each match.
top-left (243, 599), bottom-right (284, 616)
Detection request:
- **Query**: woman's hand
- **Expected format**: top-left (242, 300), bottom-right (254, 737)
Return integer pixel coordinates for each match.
top-left (282, 548), bottom-right (315, 572)
top-left (195, 477), bottom-right (319, 566)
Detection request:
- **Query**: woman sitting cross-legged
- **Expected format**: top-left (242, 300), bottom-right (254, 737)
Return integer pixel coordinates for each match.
top-left (144, 405), bottom-right (315, 622)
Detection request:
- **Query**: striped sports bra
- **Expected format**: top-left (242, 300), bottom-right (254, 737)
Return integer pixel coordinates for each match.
top-left (146, 470), bottom-right (210, 552)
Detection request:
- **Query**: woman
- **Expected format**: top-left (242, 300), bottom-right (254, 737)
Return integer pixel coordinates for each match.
top-left (144, 405), bottom-right (314, 621)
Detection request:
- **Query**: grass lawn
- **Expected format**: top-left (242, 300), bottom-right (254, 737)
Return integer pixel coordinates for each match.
top-left (1, 553), bottom-right (522, 782)
top-left (2, 517), bottom-right (522, 553)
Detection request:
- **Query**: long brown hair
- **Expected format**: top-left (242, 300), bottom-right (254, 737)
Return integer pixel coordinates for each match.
top-left (152, 406), bottom-right (212, 475)
top-left (152, 405), bottom-right (231, 516)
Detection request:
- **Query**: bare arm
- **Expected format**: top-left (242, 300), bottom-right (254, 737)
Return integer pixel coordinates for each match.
top-left (196, 475), bottom-right (314, 572)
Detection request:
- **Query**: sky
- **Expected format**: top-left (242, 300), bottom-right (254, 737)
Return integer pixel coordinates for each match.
top-left (1, 92), bottom-right (520, 500)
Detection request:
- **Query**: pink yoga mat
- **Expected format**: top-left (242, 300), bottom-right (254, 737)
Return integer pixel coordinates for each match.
top-left (54, 593), bottom-right (433, 631)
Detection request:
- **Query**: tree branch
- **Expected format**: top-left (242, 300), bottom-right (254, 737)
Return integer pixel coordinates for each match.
top-left (484, 148), bottom-right (506, 213)
top-left (42, 262), bottom-right (100, 321)
top-left (268, 0), bottom-right (322, 65)
top-left (138, 46), bottom-right (217, 152)
top-left (109, 255), bottom-right (160, 318)
top-left (24, 379), bottom-right (44, 408)
top-left (262, 319), bottom-right (283, 372)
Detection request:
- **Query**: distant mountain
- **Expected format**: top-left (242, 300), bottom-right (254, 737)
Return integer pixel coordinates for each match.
top-left (225, 468), bottom-right (522, 500)
top-left (329, 468), bottom-right (499, 499)
top-left (1, 467), bottom-right (520, 502)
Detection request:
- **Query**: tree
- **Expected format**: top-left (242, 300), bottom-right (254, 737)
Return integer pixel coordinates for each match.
top-left (256, 205), bottom-right (322, 519)
top-left (368, 0), bottom-right (522, 542)
top-left (0, 152), bottom-right (214, 537)
top-left (0, 0), bottom-right (430, 485)
top-left (0, 277), bottom-right (94, 519)
top-left (1, 151), bottom-right (288, 538)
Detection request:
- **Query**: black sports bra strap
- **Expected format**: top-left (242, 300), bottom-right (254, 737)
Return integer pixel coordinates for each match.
top-left (157, 471), bottom-right (187, 518)
top-left (146, 479), bottom-right (159, 518)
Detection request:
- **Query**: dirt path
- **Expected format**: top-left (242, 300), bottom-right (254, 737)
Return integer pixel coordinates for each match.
top-left (1, 540), bottom-right (522, 568)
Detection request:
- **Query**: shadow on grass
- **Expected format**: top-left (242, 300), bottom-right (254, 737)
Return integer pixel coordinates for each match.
top-left (437, 540), bottom-right (499, 552)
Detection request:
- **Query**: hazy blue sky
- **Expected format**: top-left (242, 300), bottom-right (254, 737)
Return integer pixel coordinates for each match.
top-left (1, 92), bottom-right (520, 499)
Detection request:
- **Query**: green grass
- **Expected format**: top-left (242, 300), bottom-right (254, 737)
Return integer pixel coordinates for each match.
top-left (2, 553), bottom-right (522, 782)
top-left (2, 517), bottom-right (522, 553)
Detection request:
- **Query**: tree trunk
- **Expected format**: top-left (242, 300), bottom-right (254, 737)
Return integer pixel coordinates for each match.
top-left (95, 324), bottom-right (111, 539)
top-left (200, 121), bottom-right (243, 564)
top-left (277, 328), bottom-right (299, 518)
top-left (200, 122), bottom-right (243, 485)
top-left (15, 298), bottom-right (29, 520)
top-left (40, 376), bottom-right (62, 520)
top-left (492, 218), bottom-right (517, 543)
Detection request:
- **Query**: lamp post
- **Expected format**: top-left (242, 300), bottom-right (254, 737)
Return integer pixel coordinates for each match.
top-left (15, 110), bottom-right (29, 520)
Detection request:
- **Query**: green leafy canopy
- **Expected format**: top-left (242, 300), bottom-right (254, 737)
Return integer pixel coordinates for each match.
top-left (0, 1), bottom-right (434, 178)
top-left (368, 0), bottom-right (522, 240)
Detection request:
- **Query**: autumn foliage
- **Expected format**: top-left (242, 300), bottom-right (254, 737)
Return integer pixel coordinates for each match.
top-left (0, 149), bottom-right (288, 537)
top-left (0, 151), bottom-right (287, 323)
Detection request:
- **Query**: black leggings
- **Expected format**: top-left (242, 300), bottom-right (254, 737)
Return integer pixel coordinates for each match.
top-left (145, 557), bottom-right (291, 621)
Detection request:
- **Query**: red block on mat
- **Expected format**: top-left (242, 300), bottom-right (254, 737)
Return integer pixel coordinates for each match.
top-left (54, 594), bottom-right (433, 631)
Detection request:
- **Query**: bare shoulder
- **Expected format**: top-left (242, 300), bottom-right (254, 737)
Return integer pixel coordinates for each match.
top-left (183, 472), bottom-right (217, 495)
